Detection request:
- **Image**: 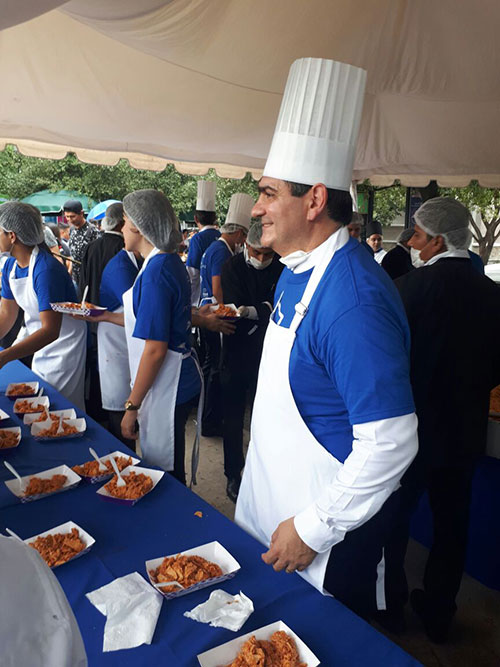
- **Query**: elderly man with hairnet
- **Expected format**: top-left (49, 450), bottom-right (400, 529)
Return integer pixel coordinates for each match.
top-left (381, 227), bottom-right (415, 280)
top-left (381, 197), bottom-right (500, 642)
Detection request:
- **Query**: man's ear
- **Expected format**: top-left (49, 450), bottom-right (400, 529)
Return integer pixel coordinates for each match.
top-left (434, 235), bottom-right (447, 252)
top-left (306, 183), bottom-right (329, 222)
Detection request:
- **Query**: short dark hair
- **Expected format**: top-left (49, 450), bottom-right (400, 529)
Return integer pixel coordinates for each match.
top-left (286, 181), bottom-right (352, 225)
top-left (63, 199), bottom-right (83, 214)
top-left (195, 210), bottom-right (216, 226)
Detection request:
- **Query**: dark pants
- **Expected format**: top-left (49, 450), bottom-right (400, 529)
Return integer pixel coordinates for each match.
top-left (221, 363), bottom-right (258, 479)
top-left (323, 490), bottom-right (401, 621)
top-left (85, 332), bottom-right (107, 424)
top-left (200, 329), bottom-right (223, 435)
top-left (170, 394), bottom-right (200, 486)
top-left (384, 462), bottom-right (474, 620)
top-left (107, 410), bottom-right (137, 452)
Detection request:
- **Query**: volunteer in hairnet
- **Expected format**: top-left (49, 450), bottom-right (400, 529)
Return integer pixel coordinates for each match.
top-left (0, 202), bottom-right (87, 408)
top-left (198, 193), bottom-right (251, 437)
top-left (91, 190), bottom-right (201, 484)
top-left (382, 198), bottom-right (500, 641)
top-left (235, 58), bottom-right (418, 620)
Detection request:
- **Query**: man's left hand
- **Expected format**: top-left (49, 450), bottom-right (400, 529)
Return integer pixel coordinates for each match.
top-left (262, 517), bottom-right (317, 573)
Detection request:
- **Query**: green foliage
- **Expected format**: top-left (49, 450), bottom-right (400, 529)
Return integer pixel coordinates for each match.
top-left (357, 183), bottom-right (406, 225)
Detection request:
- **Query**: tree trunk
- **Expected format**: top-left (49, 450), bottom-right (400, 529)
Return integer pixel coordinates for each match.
top-left (477, 221), bottom-right (500, 264)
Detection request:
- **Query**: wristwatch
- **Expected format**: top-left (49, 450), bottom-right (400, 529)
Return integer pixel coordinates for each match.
top-left (124, 400), bottom-right (141, 411)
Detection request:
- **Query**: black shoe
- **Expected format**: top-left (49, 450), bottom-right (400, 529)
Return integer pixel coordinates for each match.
top-left (410, 589), bottom-right (452, 643)
top-left (226, 477), bottom-right (241, 503)
top-left (373, 609), bottom-right (407, 635)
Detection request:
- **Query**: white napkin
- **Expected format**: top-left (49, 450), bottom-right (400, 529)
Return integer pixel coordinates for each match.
top-left (86, 572), bottom-right (163, 652)
top-left (184, 590), bottom-right (253, 632)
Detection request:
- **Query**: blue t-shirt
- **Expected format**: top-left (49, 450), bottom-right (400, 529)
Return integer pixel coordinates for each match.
top-left (200, 239), bottom-right (232, 302)
top-left (132, 252), bottom-right (200, 404)
top-left (2, 250), bottom-right (77, 310)
top-left (186, 228), bottom-right (220, 270)
top-left (100, 250), bottom-right (139, 311)
top-left (272, 237), bottom-right (414, 463)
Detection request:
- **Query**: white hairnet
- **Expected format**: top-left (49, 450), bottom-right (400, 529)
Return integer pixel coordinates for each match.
top-left (43, 225), bottom-right (58, 248)
top-left (101, 202), bottom-right (124, 232)
top-left (246, 221), bottom-right (265, 248)
top-left (219, 223), bottom-right (248, 234)
top-left (398, 228), bottom-right (415, 244)
top-left (414, 197), bottom-right (472, 250)
top-left (0, 202), bottom-right (44, 246)
top-left (123, 190), bottom-right (182, 252)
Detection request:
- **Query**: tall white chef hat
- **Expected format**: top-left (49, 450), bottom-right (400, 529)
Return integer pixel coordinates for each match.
top-left (222, 193), bottom-right (254, 232)
top-left (196, 180), bottom-right (216, 212)
top-left (263, 58), bottom-right (367, 191)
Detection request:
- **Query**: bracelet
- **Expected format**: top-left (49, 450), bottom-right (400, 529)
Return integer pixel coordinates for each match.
top-left (124, 400), bottom-right (141, 411)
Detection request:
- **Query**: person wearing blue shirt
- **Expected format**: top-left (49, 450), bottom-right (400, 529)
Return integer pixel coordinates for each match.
top-left (92, 190), bottom-right (201, 485)
top-left (0, 202), bottom-right (87, 408)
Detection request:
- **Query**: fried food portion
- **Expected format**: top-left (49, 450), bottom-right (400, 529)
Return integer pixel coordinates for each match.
top-left (149, 554), bottom-right (223, 590)
top-left (59, 301), bottom-right (98, 310)
top-left (14, 400), bottom-right (46, 414)
top-left (32, 410), bottom-right (60, 423)
top-left (29, 527), bottom-right (85, 567)
top-left (490, 385), bottom-right (500, 414)
top-left (226, 631), bottom-right (306, 667)
top-left (214, 304), bottom-right (237, 317)
top-left (6, 383), bottom-right (35, 396)
top-left (37, 421), bottom-right (78, 437)
top-left (24, 474), bottom-right (67, 496)
top-left (0, 430), bottom-right (19, 449)
top-left (104, 470), bottom-right (153, 499)
top-left (72, 455), bottom-right (132, 478)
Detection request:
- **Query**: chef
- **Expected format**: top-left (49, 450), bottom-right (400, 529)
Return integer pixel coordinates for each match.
top-left (0, 202), bottom-right (87, 408)
top-left (186, 181), bottom-right (219, 306)
top-left (235, 58), bottom-right (418, 621)
top-left (366, 220), bottom-right (387, 264)
top-left (91, 190), bottom-right (201, 485)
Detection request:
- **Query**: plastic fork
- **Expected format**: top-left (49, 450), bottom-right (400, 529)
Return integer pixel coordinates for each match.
top-left (57, 416), bottom-right (64, 435)
top-left (89, 447), bottom-right (107, 472)
top-left (4, 460), bottom-right (26, 492)
top-left (81, 285), bottom-right (89, 309)
top-left (151, 580), bottom-right (184, 592)
top-left (109, 456), bottom-right (126, 487)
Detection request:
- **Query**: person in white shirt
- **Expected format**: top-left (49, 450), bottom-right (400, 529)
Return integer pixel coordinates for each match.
top-left (366, 220), bottom-right (387, 264)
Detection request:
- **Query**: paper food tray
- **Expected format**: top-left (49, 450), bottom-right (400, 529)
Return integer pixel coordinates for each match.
top-left (13, 396), bottom-right (50, 414)
top-left (209, 303), bottom-right (241, 321)
top-left (5, 464), bottom-right (81, 502)
top-left (24, 520), bottom-right (95, 569)
top-left (0, 408), bottom-right (10, 421)
top-left (74, 450), bottom-right (140, 483)
top-left (5, 381), bottom-right (39, 399)
top-left (0, 426), bottom-right (21, 452)
top-left (145, 540), bottom-right (241, 600)
top-left (197, 620), bottom-right (320, 667)
top-left (51, 301), bottom-right (107, 317)
top-left (24, 408), bottom-right (76, 425)
top-left (96, 465), bottom-right (164, 505)
top-left (31, 417), bottom-right (86, 441)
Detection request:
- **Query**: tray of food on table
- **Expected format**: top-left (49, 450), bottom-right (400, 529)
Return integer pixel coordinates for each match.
top-left (13, 396), bottom-right (50, 414)
top-left (4, 464), bottom-right (81, 502)
top-left (6, 381), bottom-right (39, 399)
top-left (31, 417), bottom-right (86, 440)
top-left (72, 451), bottom-right (139, 483)
top-left (96, 465), bottom-right (164, 505)
top-left (24, 520), bottom-right (95, 568)
top-left (24, 408), bottom-right (77, 425)
top-left (0, 426), bottom-right (21, 451)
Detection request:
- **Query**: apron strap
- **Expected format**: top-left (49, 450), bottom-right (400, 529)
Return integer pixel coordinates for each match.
top-left (189, 349), bottom-right (204, 488)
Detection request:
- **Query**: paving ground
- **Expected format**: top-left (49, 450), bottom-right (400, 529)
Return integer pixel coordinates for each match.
top-left (185, 417), bottom-right (500, 667)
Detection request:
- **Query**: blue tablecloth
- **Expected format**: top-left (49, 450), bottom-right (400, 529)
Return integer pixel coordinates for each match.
top-left (0, 360), bottom-right (419, 666)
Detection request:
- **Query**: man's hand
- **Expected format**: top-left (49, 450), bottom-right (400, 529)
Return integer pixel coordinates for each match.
top-left (121, 410), bottom-right (139, 440)
top-left (237, 305), bottom-right (249, 318)
top-left (262, 517), bottom-right (317, 573)
top-left (195, 304), bottom-right (236, 335)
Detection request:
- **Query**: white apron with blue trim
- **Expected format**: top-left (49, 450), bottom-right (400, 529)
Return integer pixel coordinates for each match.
top-left (235, 232), bottom-right (345, 594)
top-left (8, 246), bottom-right (87, 409)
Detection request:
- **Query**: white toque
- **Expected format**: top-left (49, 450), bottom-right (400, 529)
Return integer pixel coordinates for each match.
top-left (225, 193), bottom-right (254, 230)
top-left (196, 180), bottom-right (216, 211)
top-left (263, 58), bottom-right (366, 191)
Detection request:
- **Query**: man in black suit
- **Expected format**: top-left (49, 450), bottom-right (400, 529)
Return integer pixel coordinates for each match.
top-left (382, 198), bottom-right (500, 642)
top-left (381, 228), bottom-right (415, 280)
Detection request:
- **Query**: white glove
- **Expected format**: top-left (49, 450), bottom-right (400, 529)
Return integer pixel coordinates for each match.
top-left (237, 306), bottom-right (250, 318)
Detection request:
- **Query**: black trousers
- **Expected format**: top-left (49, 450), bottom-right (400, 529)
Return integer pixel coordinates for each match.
top-left (323, 490), bottom-right (401, 621)
top-left (221, 363), bottom-right (258, 479)
top-left (107, 410), bottom-right (138, 452)
top-left (170, 394), bottom-right (200, 486)
top-left (200, 329), bottom-right (223, 434)
top-left (383, 462), bottom-right (474, 619)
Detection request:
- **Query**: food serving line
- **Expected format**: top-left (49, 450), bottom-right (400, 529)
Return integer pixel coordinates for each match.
top-left (0, 359), bottom-right (419, 666)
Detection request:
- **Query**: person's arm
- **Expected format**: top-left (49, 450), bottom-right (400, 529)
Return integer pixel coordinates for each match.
top-left (0, 298), bottom-right (19, 339)
top-left (121, 339), bottom-right (168, 439)
top-left (71, 310), bottom-right (124, 326)
top-left (186, 266), bottom-right (200, 305)
top-left (0, 309), bottom-right (64, 369)
top-left (211, 275), bottom-right (223, 304)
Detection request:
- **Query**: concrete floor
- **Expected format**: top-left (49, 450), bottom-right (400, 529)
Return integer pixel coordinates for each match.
top-left (185, 417), bottom-right (500, 667)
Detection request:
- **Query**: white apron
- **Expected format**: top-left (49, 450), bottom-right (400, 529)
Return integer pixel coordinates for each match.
top-left (8, 247), bottom-right (87, 409)
top-left (123, 248), bottom-right (202, 480)
top-left (235, 238), bottom-right (343, 594)
top-left (97, 252), bottom-right (138, 411)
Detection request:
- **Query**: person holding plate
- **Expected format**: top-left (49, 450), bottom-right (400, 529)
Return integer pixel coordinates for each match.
top-left (0, 202), bottom-right (87, 408)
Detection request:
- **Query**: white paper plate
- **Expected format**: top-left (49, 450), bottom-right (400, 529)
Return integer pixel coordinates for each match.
top-left (197, 620), bottom-right (320, 666)
top-left (0, 426), bottom-right (21, 451)
top-left (13, 396), bottom-right (50, 414)
top-left (0, 408), bottom-right (11, 421)
top-left (24, 408), bottom-right (77, 425)
top-left (5, 381), bottom-right (39, 399)
top-left (146, 541), bottom-right (241, 600)
top-left (73, 450), bottom-right (140, 483)
top-left (31, 417), bottom-right (86, 440)
top-left (209, 303), bottom-right (241, 320)
top-left (24, 520), bottom-right (95, 569)
top-left (5, 464), bottom-right (81, 502)
top-left (50, 301), bottom-right (107, 317)
top-left (96, 465), bottom-right (164, 505)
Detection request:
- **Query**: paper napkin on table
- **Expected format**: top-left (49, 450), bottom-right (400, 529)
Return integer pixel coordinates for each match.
top-left (86, 572), bottom-right (163, 651)
top-left (184, 590), bottom-right (253, 632)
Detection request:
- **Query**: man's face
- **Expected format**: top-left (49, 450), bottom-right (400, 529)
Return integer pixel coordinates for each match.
top-left (64, 211), bottom-right (85, 229)
top-left (347, 222), bottom-right (361, 239)
top-left (59, 226), bottom-right (70, 240)
top-left (252, 177), bottom-right (309, 256)
top-left (246, 243), bottom-right (275, 263)
top-left (367, 234), bottom-right (383, 251)
top-left (408, 224), bottom-right (443, 262)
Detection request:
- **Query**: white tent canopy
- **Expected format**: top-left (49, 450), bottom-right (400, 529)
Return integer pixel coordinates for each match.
top-left (1, 0), bottom-right (499, 186)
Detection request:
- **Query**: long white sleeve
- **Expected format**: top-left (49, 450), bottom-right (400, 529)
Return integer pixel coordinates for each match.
top-left (294, 412), bottom-right (418, 553)
top-left (186, 266), bottom-right (200, 306)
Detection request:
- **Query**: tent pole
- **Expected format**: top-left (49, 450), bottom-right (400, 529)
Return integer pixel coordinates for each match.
top-left (404, 187), bottom-right (412, 229)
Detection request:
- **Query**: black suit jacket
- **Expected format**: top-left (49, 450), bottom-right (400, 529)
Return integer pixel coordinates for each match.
top-left (382, 244), bottom-right (413, 280)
